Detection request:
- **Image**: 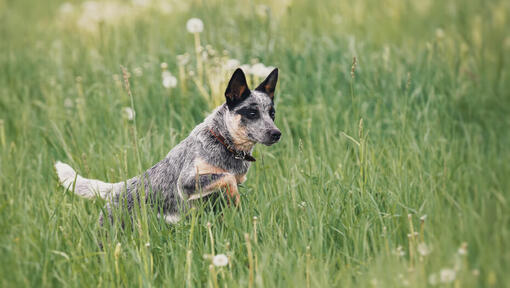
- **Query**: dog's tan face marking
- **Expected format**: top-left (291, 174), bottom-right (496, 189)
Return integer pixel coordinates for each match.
top-left (225, 113), bottom-right (255, 151)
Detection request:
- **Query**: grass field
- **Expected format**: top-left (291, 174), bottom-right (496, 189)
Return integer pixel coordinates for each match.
top-left (1, 0), bottom-right (509, 287)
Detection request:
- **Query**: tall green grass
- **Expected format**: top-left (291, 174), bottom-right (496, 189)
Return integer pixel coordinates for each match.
top-left (1, 0), bottom-right (509, 286)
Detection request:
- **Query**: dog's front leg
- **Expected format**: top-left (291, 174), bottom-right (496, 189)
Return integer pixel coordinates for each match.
top-left (180, 173), bottom-right (240, 205)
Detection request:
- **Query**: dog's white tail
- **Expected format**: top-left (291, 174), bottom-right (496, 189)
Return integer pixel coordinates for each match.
top-left (54, 161), bottom-right (123, 199)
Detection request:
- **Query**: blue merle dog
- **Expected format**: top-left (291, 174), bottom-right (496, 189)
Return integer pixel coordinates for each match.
top-left (55, 68), bottom-right (280, 225)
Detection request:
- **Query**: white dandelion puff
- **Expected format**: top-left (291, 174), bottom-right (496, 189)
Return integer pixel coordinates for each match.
top-left (59, 2), bottom-right (74, 15)
top-left (457, 242), bottom-right (468, 255)
top-left (64, 98), bottom-right (74, 108)
top-left (417, 242), bottom-right (431, 256)
top-left (132, 0), bottom-right (150, 7)
top-left (159, 2), bottom-right (172, 14)
top-left (186, 18), bottom-right (204, 33)
top-left (177, 54), bottom-right (190, 66)
top-left (428, 273), bottom-right (438, 286)
top-left (250, 63), bottom-right (268, 78)
top-left (162, 71), bottom-right (177, 88)
top-left (439, 269), bottom-right (456, 283)
top-left (240, 64), bottom-right (252, 75)
top-left (122, 107), bottom-right (135, 120)
top-left (212, 254), bottom-right (228, 267)
top-left (393, 245), bottom-right (405, 257)
top-left (224, 59), bottom-right (240, 70)
top-left (133, 67), bottom-right (143, 77)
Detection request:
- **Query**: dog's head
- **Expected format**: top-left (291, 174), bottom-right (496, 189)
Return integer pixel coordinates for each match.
top-left (223, 68), bottom-right (281, 149)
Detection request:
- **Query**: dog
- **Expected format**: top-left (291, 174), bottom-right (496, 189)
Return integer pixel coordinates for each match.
top-left (55, 68), bottom-right (280, 225)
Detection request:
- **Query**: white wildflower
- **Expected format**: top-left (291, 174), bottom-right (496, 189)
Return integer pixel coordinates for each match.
top-left (457, 242), bottom-right (468, 255)
top-left (417, 242), bottom-right (431, 256)
top-left (59, 2), bottom-right (74, 15)
top-left (212, 254), bottom-right (228, 267)
top-left (132, 0), bottom-right (150, 7)
top-left (420, 215), bottom-right (427, 221)
top-left (240, 64), bottom-right (252, 74)
top-left (428, 273), bottom-right (438, 286)
top-left (160, 62), bottom-right (168, 70)
top-left (64, 98), bottom-right (74, 108)
top-left (133, 67), bottom-right (143, 77)
top-left (393, 246), bottom-right (405, 257)
top-left (177, 54), bottom-right (190, 66)
top-left (145, 242), bottom-right (150, 247)
top-left (439, 268), bottom-right (456, 283)
top-left (224, 59), bottom-right (240, 70)
top-left (159, 2), bottom-right (172, 14)
top-left (251, 63), bottom-right (274, 78)
top-left (122, 107), bottom-right (135, 120)
top-left (250, 63), bottom-right (268, 77)
top-left (186, 18), bottom-right (204, 33)
top-left (162, 71), bottom-right (177, 88)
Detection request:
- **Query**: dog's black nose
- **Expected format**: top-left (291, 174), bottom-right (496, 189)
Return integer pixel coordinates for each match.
top-left (269, 129), bottom-right (281, 141)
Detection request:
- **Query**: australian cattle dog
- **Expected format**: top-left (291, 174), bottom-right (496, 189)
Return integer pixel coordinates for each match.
top-left (55, 68), bottom-right (280, 225)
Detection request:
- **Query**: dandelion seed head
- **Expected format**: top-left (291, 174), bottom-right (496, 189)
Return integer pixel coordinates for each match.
top-left (122, 107), bottom-right (135, 120)
top-left (59, 2), bottom-right (74, 15)
top-left (251, 63), bottom-right (274, 78)
top-left (239, 64), bottom-right (252, 75)
top-left (186, 18), bottom-right (204, 33)
top-left (394, 246), bottom-right (405, 257)
top-left (64, 98), bottom-right (74, 108)
top-left (417, 242), bottom-right (431, 256)
top-left (428, 273), bottom-right (438, 285)
top-left (457, 242), bottom-right (468, 255)
top-left (177, 53), bottom-right (190, 66)
top-left (159, 2), bottom-right (172, 14)
top-left (162, 71), bottom-right (177, 88)
top-left (212, 254), bottom-right (228, 267)
top-left (134, 67), bottom-right (143, 77)
top-left (224, 59), bottom-right (240, 70)
top-left (439, 268), bottom-right (456, 283)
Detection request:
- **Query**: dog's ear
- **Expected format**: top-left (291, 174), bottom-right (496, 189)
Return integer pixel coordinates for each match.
top-left (255, 68), bottom-right (278, 100)
top-left (225, 68), bottom-right (250, 109)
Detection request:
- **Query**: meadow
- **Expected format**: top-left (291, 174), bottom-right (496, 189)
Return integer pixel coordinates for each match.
top-left (1, 0), bottom-right (509, 287)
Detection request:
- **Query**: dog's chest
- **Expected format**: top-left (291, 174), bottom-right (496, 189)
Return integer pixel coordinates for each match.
top-left (195, 158), bottom-right (249, 184)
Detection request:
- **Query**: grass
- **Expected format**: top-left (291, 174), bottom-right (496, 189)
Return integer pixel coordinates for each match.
top-left (1, 0), bottom-right (509, 287)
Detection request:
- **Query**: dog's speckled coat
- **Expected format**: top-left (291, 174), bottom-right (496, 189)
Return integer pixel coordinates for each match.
top-left (55, 68), bottom-right (280, 225)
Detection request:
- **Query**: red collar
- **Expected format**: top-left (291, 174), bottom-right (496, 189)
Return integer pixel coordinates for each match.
top-left (209, 128), bottom-right (256, 162)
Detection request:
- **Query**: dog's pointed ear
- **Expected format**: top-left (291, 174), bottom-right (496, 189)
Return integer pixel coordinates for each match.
top-left (225, 68), bottom-right (250, 109)
top-left (255, 68), bottom-right (278, 100)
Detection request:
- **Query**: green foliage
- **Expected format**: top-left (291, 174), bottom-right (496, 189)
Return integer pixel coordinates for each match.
top-left (0, 0), bottom-right (509, 287)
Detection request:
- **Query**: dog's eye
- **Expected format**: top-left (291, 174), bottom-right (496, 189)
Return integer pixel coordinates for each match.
top-left (246, 110), bottom-right (259, 119)
top-left (239, 108), bottom-right (259, 120)
top-left (269, 109), bottom-right (275, 120)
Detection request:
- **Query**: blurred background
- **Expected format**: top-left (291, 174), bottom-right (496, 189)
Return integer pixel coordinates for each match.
top-left (0, 0), bottom-right (509, 287)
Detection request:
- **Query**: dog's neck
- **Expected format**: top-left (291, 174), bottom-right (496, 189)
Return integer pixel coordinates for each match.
top-left (209, 104), bottom-right (255, 152)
